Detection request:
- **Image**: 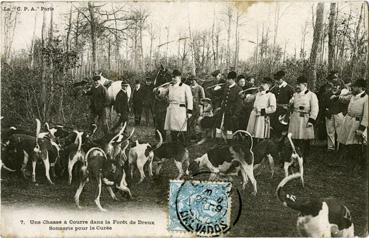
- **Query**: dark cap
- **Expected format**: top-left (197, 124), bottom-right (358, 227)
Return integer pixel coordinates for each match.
top-left (93, 75), bottom-right (101, 81)
top-left (200, 98), bottom-right (212, 103)
top-left (351, 79), bottom-right (366, 88)
top-left (261, 77), bottom-right (274, 85)
top-left (121, 81), bottom-right (130, 87)
top-left (237, 74), bottom-right (246, 81)
top-left (274, 70), bottom-right (285, 80)
top-left (227, 71), bottom-right (237, 80)
top-left (211, 70), bottom-right (221, 77)
top-left (296, 76), bottom-right (308, 84)
top-left (172, 69), bottom-right (181, 77)
top-left (135, 79), bottom-right (141, 84)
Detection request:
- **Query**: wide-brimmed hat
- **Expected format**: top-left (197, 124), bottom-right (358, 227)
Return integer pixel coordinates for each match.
top-left (227, 71), bottom-right (237, 80)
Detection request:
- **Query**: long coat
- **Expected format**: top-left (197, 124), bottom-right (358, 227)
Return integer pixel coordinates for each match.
top-left (288, 89), bottom-right (319, 140)
top-left (86, 84), bottom-right (108, 114)
top-left (132, 87), bottom-right (144, 110)
top-left (114, 90), bottom-right (129, 120)
top-left (216, 84), bottom-right (242, 132)
top-left (247, 91), bottom-right (276, 138)
top-left (164, 82), bottom-right (193, 132)
top-left (338, 92), bottom-right (368, 145)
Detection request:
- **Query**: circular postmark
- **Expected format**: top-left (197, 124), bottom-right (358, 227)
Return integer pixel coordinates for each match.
top-left (175, 180), bottom-right (232, 236)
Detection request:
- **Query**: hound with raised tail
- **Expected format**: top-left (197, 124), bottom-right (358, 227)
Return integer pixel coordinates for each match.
top-left (251, 132), bottom-right (304, 185)
top-left (128, 130), bottom-right (163, 183)
top-left (189, 130), bottom-right (257, 195)
top-left (74, 146), bottom-right (132, 212)
top-left (4, 119), bottom-right (55, 184)
top-left (276, 173), bottom-right (354, 237)
top-left (67, 130), bottom-right (85, 184)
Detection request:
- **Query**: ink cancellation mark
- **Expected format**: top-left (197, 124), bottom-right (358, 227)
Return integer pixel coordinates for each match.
top-left (168, 180), bottom-right (232, 236)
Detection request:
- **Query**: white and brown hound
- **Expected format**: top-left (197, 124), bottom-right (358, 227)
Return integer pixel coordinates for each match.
top-left (5, 119), bottom-right (55, 184)
top-left (251, 132), bottom-right (304, 185)
top-left (276, 173), bottom-right (354, 237)
top-left (74, 145), bottom-right (132, 212)
top-left (128, 130), bottom-right (164, 183)
top-left (189, 130), bottom-right (258, 195)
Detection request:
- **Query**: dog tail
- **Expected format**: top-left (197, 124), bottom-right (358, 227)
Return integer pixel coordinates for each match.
top-left (73, 130), bottom-right (83, 152)
top-left (109, 122), bottom-right (127, 144)
top-left (117, 128), bottom-right (135, 144)
top-left (35, 119), bottom-right (41, 152)
top-left (287, 133), bottom-right (296, 154)
top-left (85, 147), bottom-right (108, 165)
top-left (153, 130), bottom-right (163, 150)
top-left (232, 130), bottom-right (253, 150)
top-left (276, 172), bottom-right (302, 208)
top-left (1, 160), bottom-right (15, 172)
top-left (287, 133), bottom-right (304, 186)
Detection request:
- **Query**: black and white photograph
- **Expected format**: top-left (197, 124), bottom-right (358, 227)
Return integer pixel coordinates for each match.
top-left (1, 0), bottom-right (368, 237)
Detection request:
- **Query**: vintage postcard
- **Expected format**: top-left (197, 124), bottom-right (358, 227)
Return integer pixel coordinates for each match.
top-left (1, 0), bottom-right (368, 237)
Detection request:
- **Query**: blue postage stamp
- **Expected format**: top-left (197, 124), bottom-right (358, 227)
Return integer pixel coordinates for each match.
top-left (168, 180), bottom-right (232, 236)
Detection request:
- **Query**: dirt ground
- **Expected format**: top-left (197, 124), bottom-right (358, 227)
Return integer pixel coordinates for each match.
top-left (1, 124), bottom-right (368, 237)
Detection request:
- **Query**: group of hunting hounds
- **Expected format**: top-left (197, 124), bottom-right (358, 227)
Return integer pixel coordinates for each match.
top-left (1, 118), bottom-right (356, 237)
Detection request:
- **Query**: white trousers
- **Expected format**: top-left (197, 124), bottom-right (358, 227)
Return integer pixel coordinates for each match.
top-left (325, 113), bottom-right (344, 150)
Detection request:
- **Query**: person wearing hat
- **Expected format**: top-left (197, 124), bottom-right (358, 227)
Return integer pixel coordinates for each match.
top-left (196, 98), bottom-right (214, 144)
top-left (132, 79), bottom-right (144, 126)
top-left (247, 77), bottom-right (276, 140)
top-left (164, 69), bottom-right (193, 143)
top-left (288, 76), bottom-right (319, 162)
top-left (337, 78), bottom-right (367, 171)
top-left (187, 76), bottom-right (205, 141)
top-left (206, 69), bottom-right (224, 109)
top-left (237, 75), bottom-right (246, 88)
top-left (320, 75), bottom-right (348, 153)
top-left (140, 76), bottom-right (155, 126)
top-left (84, 75), bottom-right (109, 134)
top-left (270, 70), bottom-right (294, 136)
top-left (112, 81), bottom-right (130, 133)
top-left (215, 71), bottom-right (242, 140)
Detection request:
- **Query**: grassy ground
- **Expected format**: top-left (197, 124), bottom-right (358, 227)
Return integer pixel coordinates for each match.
top-left (1, 123), bottom-right (368, 237)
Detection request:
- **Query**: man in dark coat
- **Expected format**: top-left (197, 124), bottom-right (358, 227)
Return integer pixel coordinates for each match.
top-left (270, 70), bottom-right (294, 137)
top-left (141, 77), bottom-right (155, 126)
top-left (111, 82), bottom-right (130, 133)
top-left (216, 71), bottom-right (242, 141)
top-left (132, 80), bottom-right (144, 126)
top-left (85, 75), bottom-right (109, 134)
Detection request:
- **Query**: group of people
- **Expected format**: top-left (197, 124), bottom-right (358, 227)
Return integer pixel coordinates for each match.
top-left (88, 68), bottom-right (367, 171)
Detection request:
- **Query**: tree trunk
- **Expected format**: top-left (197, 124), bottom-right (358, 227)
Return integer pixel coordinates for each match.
top-left (234, 12), bottom-right (240, 69)
top-left (366, 3), bottom-right (369, 81)
top-left (351, 3), bottom-right (364, 79)
top-left (88, 2), bottom-right (97, 73)
top-left (30, 13), bottom-right (37, 68)
top-left (187, 13), bottom-right (196, 75)
top-left (48, 10), bottom-right (54, 121)
top-left (308, 2), bottom-right (324, 91)
top-left (328, 3), bottom-right (336, 72)
top-left (226, 7), bottom-right (232, 70)
top-left (41, 11), bottom-right (47, 121)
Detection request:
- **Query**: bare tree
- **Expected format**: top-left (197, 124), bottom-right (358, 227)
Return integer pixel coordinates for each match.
top-left (309, 2), bottom-right (325, 91)
top-left (350, 3), bottom-right (364, 79)
top-left (328, 2), bottom-right (337, 72)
